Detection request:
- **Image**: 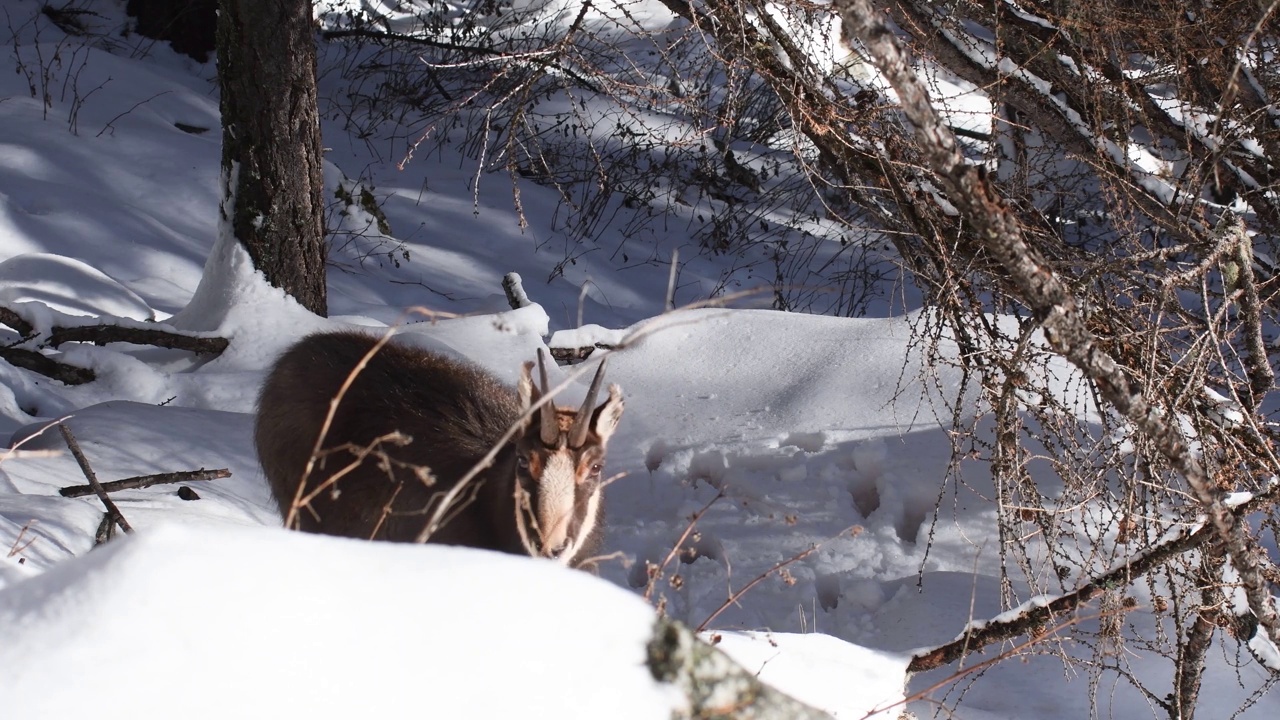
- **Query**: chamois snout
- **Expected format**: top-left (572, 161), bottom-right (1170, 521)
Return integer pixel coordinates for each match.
top-left (254, 330), bottom-right (624, 569)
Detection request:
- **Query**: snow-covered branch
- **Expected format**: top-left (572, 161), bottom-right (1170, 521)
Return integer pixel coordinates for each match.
top-left (0, 301), bottom-right (229, 385)
top-left (908, 480), bottom-right (1280, 673)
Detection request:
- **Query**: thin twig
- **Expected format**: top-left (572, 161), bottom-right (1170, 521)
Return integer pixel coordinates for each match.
top-left (644, 489), bottom-right (725, 602)
top-left (0, 414), bottom-right (71, 466)
top-left (286, 328), bottom-right (400, 530)
top-left (295, 433), bottom-right (419, 510)
top-left (665, 248), bottom-right (680, 312)
top-left (6, 520), bottom-right (37, 558)
top-left (96, 89), bottom-right (171, 137)
top-left (413, 351), bottom-right (610, 544)
top-left (367, 483), bottom-right (405, 540)
top-left (696, 527), bottom-right (853, 632)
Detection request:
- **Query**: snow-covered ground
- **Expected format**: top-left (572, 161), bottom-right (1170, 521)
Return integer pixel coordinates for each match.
top-left (0, 1), bottom-right (1276, 718)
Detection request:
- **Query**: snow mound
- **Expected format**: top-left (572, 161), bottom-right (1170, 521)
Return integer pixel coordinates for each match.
top-left (712, 631), bottom-right (906, 717)
top-left (0, 252), bottom-right (156, 322)
top-left (0, 523), bottom-right (679, 719)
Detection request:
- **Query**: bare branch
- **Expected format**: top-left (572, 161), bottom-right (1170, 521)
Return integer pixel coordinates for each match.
top-left (59, 468), bottom-right (231, 498)
top-left (644, 489), bottom-right (725, 602)
top-left (907, 416), bottom-right (1280, 673)
top-left (1227, 216), bottom-right (1274, 412)
top-left (837, 0), bottom-right (1280, 648)
top-left (697, 528), bottom-right (854, 632)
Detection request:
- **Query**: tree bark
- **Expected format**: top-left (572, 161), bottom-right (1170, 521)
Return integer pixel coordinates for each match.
top-left (216, 0), bottom-right (328, 316)
top-left (646, 617), bottom-right (834, 719)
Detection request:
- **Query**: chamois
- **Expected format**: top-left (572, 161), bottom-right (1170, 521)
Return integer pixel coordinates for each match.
top-left (254, 330), bottom-right (624, 569)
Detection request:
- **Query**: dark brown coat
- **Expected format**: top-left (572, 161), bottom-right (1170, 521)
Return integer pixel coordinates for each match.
top-left (255, 330), bottom-right (614, 563)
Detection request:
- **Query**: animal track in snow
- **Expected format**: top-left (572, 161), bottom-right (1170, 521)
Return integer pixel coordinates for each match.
top-left (644, 439), bottom-right (669, 473)
top-left (611, 424), bottom-right (957, 631)
top-left (638, 433), bottom-right (938, 539)
top-left (781, 431), bottom-right (826, 452)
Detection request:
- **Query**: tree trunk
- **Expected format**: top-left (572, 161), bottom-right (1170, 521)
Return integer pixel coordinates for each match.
top-left (215, 0), bottom-right (328, 317)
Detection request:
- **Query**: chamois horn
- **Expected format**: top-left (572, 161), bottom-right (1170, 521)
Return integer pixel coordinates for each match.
top-left (537, 348), bottom-right (559, 446)
top-left (569, 356), bottom-right (608, 448)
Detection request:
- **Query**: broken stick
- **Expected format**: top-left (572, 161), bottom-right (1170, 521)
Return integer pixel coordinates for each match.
top-left (58, 424), bottom-right (132, 534)
top-left (59, 468), bottom-right (231, 498)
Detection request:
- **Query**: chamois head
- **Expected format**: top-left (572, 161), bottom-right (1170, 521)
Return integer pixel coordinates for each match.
top-left (513, 350), bottom-right (624, 564)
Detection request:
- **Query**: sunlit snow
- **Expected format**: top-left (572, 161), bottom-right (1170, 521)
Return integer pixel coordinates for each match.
top-left (0, 1), bottom-right (1276, 718)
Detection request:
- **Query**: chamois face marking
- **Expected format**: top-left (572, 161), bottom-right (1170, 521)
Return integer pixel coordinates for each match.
top-left (514, 352), bottom-right (623, 566)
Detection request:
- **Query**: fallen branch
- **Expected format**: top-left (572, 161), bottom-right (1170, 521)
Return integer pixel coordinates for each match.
top-left (549, 343), bottom-right (616, 365)
top-left (58, 424), bottom-right (132, 534)
top-left (0, 346), bottom-right (94, 385)
top-left (93, 511), bottom-right (115, 546)
top-left (59, 468), bottom-right (232, 498)
top-left (907, 482), bottom-right (1280, 673)
top-left (0, 306), bottom-right (34, 337)
top-left (0, 301), bottom-right (229, 385)
top-left (46, 325), bottom-right (229, 355)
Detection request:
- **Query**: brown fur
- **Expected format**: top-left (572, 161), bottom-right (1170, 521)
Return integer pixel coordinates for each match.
top-left (254, 330), bottom-right (611, 567)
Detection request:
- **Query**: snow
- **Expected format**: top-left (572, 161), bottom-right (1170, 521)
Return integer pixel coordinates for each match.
top-left (711, 631), bottom-right (906, 716)
top-left (0, 2), bottom-right (1275, 719)
top-left (0, 523), bottom-right (680, 719)
top-left (0, 253), bottom-right (155, 322)
top-left (1250, 631), bottom-right (1280, 672)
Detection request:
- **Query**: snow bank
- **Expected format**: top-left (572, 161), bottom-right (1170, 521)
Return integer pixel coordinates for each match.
top-left (0, 523), bottom-right (679, 718)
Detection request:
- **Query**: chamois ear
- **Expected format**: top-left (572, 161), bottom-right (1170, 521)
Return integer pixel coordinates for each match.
top-left (518, 361), bottom-right (537, 407)
top-left (590, 384), bottom-right (625, 444)
top-left (517, 361), bottom-right (537, 429)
